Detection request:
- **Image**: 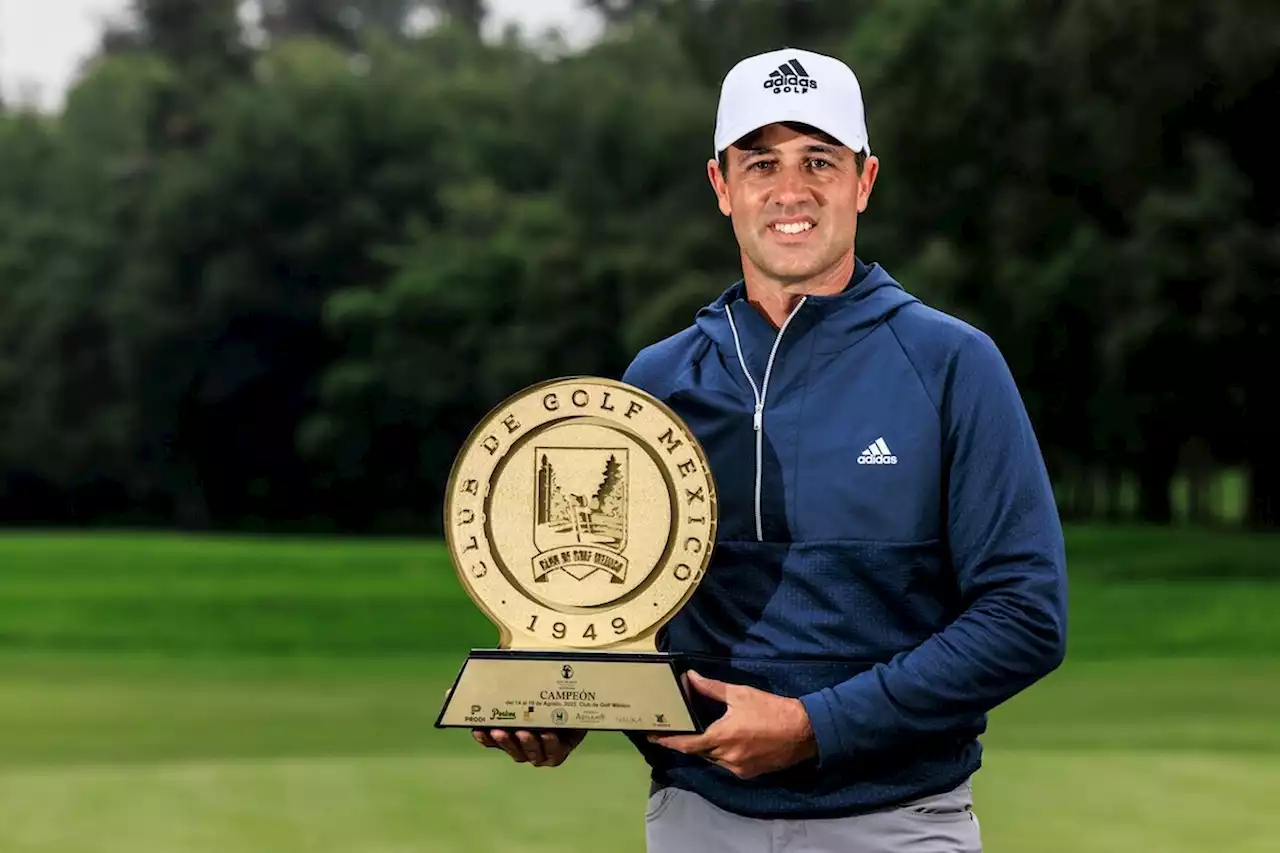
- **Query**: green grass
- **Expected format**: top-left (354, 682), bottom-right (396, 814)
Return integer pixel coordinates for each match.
top-left (0, 526), bottom-right (1277, 851)
top-left (2, 748), bottom-right (1275, 853)
top-left (0, 533), bottom-right (487, 654)
top-left (0, 656), bottom-right (1277, 852)
top-left (2, 527), bottom-right (1277, 658)
top-left (1063, 524), bottom-right (1279, 581)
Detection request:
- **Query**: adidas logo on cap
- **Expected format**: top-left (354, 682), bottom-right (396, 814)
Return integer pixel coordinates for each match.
top-left (713, 48), bottom-right (870, 157)
top-left (762, 58), bottom-right (818, 95)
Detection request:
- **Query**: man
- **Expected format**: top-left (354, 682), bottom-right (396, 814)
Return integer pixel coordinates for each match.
top-left (472, 47), bottom-right (1068, 852)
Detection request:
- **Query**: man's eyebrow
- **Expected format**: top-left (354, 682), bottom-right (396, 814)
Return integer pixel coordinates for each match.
top-left (805, 143), bottom-right (844, 159)
top-left (737, 143), bottom-right (845, 163)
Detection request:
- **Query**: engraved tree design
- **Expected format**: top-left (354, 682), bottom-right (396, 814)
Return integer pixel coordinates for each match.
top-left (595, 454), bottom-right (624, 519)
top-left (591, 454), bottom-right (625, 546)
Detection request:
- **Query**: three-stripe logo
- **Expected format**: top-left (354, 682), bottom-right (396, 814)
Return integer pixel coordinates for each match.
top-left (762, 58), bottom-right (818, 95)
top-left (857, 438), bottom-right (898, 465)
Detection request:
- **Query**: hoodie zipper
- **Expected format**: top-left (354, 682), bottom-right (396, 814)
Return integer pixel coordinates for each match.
top-left (723, 296), bottom-right (808, 542)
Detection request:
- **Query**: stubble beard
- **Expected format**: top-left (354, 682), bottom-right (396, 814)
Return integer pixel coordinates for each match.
top-left (743, 238), bottom-right (838, 288)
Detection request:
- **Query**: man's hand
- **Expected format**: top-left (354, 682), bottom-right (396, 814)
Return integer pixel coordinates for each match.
top-left (472, 728), bottom-right (587, 767)
top-left (647, 671), bottom-right (817, 780)
top-left (443, 687), bottom-right (586, 767)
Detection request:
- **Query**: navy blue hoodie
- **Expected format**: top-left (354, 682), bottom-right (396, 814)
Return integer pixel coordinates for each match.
top-left (621, 259), bottom-right (1067, 820)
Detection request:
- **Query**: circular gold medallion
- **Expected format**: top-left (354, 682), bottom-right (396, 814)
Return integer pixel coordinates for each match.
top-left (445, 377), bottom-right (718, 651)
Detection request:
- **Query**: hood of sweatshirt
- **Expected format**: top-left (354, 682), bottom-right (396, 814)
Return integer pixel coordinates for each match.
top-left (693, 258), bottom-right (920, 372)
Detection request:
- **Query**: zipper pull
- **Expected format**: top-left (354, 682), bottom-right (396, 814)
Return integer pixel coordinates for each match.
top-left (753, 404), bottom-right (763, 431)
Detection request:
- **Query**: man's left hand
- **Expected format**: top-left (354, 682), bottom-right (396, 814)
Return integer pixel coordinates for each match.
top-left (646, 671), bottom-right (818, 780)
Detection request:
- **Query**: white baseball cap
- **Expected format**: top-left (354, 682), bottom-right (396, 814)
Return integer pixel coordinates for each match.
top-left (713, 48), bottom-right (870, 157)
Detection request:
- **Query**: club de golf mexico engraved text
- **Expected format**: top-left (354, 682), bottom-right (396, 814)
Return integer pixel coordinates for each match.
top-left (448, 380), bottom-right (715, 647)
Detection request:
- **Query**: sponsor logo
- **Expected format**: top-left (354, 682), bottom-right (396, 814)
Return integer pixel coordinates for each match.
top-left (762, 58), bottom-right (818, 95)
top-left (857, 437), bottom-right (899, 465)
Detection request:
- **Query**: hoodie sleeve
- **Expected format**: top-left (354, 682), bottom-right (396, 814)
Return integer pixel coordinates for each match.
top-left (798, 329), bottom-right (1068, 766)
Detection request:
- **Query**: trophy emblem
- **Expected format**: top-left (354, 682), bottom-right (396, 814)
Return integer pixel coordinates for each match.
top-left (435, 377), bottom-right (718, 734)
top-left (532, 446), bottom-right (629, 586)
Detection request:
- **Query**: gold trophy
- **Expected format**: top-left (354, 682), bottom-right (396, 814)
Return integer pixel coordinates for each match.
top-left (435, 377), bottom-right (718, 734)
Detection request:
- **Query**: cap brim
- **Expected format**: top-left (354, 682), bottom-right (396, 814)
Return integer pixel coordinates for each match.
top-left (715, 107), bottom-right (864, 156)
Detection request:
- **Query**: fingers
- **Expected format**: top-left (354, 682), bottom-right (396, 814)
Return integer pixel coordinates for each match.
top-left (486, 730), bottom-right (549, 765)
top-left (489, 730), bottom-right (529, 762)
top-left (473, 728), bottom-right (587, 766)
top-left (515, 730), bottom-right (549, 765)
top-left (538, 732), bottom-right (570, 766)
top-left (647, 731), bottom-right (713, 755)
top-left (685, 670), bottom-right (731, 702)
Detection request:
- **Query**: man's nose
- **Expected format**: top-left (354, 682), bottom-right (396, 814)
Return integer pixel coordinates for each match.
top-left (772, 165), bottom-right (809, 206)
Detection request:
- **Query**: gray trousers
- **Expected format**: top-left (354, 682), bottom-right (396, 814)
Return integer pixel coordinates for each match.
top-left (645, 777), bottom-right (981, 853)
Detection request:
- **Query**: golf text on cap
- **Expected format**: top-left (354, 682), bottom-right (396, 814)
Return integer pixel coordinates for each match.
top-left (763, 58), bottom-right (818, 95)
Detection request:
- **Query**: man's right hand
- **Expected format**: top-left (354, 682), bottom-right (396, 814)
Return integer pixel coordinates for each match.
top-left (472, 728), bottom-right (587, 767)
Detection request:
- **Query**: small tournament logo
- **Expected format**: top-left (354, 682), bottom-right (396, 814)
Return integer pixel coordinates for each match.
top-left (562, 664), bottom-right (574, 680)
top-left (762, 58), bottom-right (818, 94)
top-left (532, 448), bottom-right (629, 583)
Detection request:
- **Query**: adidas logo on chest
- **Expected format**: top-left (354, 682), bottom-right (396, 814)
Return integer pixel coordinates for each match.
top-left (857, 437), bottom-right (898, 465)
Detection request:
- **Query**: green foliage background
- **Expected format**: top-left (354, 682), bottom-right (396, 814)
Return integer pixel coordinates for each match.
top-left (1, 0), bottom-right (1276, 534)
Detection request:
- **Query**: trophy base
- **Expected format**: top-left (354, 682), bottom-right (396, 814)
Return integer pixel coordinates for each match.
top-left (435, 649), bottom-right (708, 734)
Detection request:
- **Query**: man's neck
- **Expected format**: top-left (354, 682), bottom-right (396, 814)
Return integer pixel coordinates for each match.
top-left (743, 250), bottom-right (856, 329)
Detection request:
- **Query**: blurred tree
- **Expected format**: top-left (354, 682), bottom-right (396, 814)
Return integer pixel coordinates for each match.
top-left (313, 184), bottom-right (586, 529)
top-left (257, 0), bottom-right (429, 43)
top-left (426, 0), bottom-right (487, 36)
top-left (587, 0), bottom-right (876, 83)
top-left (111, 34), bottom-right (469, 529)
top-left (1, 0), bottom-right (1275, 532)
top-left (305, 20), bottom-right (720, 531)
top-left (0, 53), bottom-right (170, 523)
top-left (114, 0), bottom-right (251, 82)
top-left (1048, 0), bottom-right (1280, 525)
top-left (97, 1), bottom-right (252, 152)
top-left (582, 0), bottom-right (661, 24)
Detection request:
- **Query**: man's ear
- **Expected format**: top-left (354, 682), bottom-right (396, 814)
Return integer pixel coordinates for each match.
top-left (707, 157), bottom-right (732, 217)
top-left (857, 154), bottom-right (880, 214)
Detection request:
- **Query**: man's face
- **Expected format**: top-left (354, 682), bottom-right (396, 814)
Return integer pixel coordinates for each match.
top-left (708, 123), bottom-right (878, 286)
